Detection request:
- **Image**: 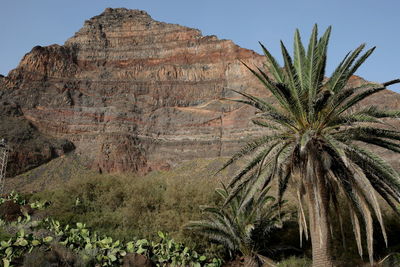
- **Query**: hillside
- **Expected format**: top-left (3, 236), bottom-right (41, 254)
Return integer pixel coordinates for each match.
top-left (0, 8), bottom-right (399, 178)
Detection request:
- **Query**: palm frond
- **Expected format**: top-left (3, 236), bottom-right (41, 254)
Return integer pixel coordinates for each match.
top-left (327, 44), bottom-right (366, 93)
top-left (335, 126), bottom-right (400, 142)
top-left (229, 89), bottom-right (278, 113)
top-left (222, 25), bottom-right (400, 264)
top-left (337, 86), bottom-right (385, 115)
top-left (226, 141), bottom-right (281, 189)
top-left (217, 134), bottom-right (285, 174)
top-left (306, 24), bottom-right (319, 107)
top-left (280, 41), bottom-right (304, 119)
top-left (311, 26), bottom-right (331, 91)
top-left (259, 42), bottom-right (285, 83)
top-left (187, 184), bottom-right (288, 257)
top-left (293, 29), bottom-right (307, 93)
top-left (357, 105), bottom-right (400, 118)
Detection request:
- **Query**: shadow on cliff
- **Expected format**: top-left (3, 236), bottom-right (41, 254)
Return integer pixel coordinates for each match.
top-left (0, 101), bottom-right (75, 177)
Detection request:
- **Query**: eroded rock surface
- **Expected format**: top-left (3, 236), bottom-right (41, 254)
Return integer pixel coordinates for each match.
top-left (0, 8), bottom-right (399, 175)
top-left (0, 101), bottom-right (74, 177)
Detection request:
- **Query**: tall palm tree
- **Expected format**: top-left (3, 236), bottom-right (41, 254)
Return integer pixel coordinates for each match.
top-left (220, 25), bottom-right (400, 266)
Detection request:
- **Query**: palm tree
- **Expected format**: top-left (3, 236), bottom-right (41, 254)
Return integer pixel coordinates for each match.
top-left (219, 25), bottom-right (400, 266)
top-left (186, 185), bottom-right (289, 267)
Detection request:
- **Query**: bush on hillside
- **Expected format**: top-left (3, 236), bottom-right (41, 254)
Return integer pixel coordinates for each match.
top-left (30, 172), bottom-right (222, 252)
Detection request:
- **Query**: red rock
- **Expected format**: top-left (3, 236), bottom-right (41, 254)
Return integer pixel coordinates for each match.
top-left (0, 8), bottom-right (399, 175)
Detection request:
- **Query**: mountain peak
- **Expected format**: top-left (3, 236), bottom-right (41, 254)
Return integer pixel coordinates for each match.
top-left (1, 9), bottom-right (398, 177)
top-left (90, 8), bottom-right (152, 23)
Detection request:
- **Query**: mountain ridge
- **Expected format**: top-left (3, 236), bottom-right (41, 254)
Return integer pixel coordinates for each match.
top-left (1, 8), bottom-right (399, 177)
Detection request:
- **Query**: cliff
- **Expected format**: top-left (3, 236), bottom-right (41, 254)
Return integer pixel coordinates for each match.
top-left (1, 8), bottom-right (399, 176)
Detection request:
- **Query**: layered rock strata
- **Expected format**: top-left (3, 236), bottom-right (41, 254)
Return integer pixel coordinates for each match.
top-left (0, 101), bottom-right (74, 177)
top-left (0, 8), bottom-right (399, 175)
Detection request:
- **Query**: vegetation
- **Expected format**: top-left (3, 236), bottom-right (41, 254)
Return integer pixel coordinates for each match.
top-left (187, 184), bottom-right (290, 266)
top-left (3, 156), bottom-right (400, 265)
top-left (219, 24), bottom-right (400, 266)
top-left (29, 159), bottom-right (226, 244)
top-left (277, 256), bottom-right (312, 267)
top-left (0, 192), bottom-right (223, 266)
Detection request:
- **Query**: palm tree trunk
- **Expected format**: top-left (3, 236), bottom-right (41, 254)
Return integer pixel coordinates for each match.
top-left (305, 177), bottom-right (335, 267)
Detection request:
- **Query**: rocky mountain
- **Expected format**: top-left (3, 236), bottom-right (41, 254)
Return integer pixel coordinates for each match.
top-left (1, 8), bottom-right (399, 176)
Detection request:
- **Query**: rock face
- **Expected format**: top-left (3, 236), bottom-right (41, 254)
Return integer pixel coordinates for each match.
top-left (0, 101), bottom-right (74, 177)
top-left (0, 8), bottom-right (399, 175)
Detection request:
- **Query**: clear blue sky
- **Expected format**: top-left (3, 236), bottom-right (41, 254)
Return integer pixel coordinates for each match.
top-left (1, 0), bottom-right (399, 92)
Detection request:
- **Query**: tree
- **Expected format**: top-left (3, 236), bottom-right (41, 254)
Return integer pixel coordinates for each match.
top-left (220, 25), bottom-right (400, 266)
top-left (186, 185), bottom-right (289, 267)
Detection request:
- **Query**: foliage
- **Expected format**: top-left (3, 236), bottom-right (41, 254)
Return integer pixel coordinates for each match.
top-left (30, 166), bottom-right (223, 246)
top-left (0, 191), bottom-right (27, 206)
top-left (29, 199), bottom-right (50, 210)
top-left (0, 196), bottom-right (55, 267)
top-left (187, 184), bottom-right (290, 262)
top-left (0, 191), bottom-right (48, 212)
top-left (378, 252), bottom-right (400, 267)
top-left (277, 256), bottom-right (312, 267)
top-left (0, 228), bottom-right (54, 267)
top-left (0, 192), bottom-right (223, 267)
top-left (220, 24), bottom-right (400, 264)
top-left (148, 231), bottom-right (222, 267)
top-left (0, 217), bottom-right (222, 266)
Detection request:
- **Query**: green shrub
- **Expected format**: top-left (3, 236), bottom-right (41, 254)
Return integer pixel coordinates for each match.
top-left (187, 185), bottom-right (291, 260)
top-left (0, 227), bottom-right (11, 241)
top-left (0, 212), bottom-right (222, 267)
top-left (277, 256), bottom-right (311, 267)
top-left (30, 168), bottom-right (222, 250)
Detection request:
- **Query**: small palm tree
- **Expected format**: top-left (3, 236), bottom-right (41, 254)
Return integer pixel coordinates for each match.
top-left (220, 25), bottom-right (400, 266)
top-left (186, 184), bottom-right (289, 266)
